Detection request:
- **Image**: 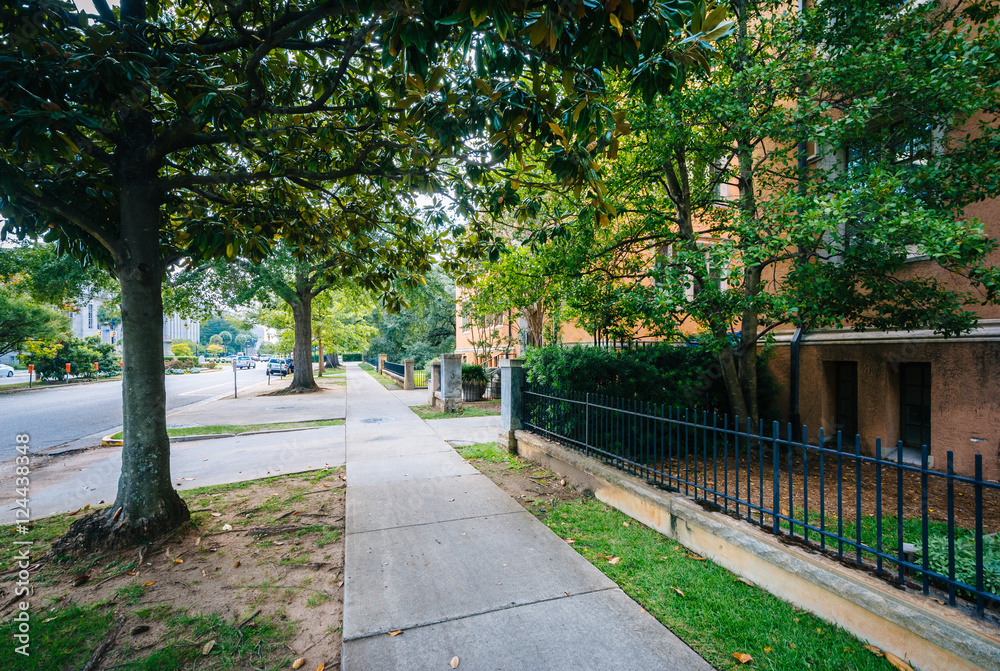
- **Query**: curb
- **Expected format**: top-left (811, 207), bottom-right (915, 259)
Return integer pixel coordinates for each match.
top-left (100, 422), bottom-right (345, 446)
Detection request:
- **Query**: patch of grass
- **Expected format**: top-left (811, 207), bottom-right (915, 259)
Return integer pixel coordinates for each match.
top-left (542, 498), bottom-right (896, 671)
top-left (115, 582), bottom-right (146, 605)
top-left (306, 592), bottom-right (331, 607)
top-left (110, 418), bottom-right (344, 440)
top-left (315, 529), bottom-right (340, 547)
top-left (361, 365), bottom-right (401, 390)
top-left (0, 602), bottom-right (115, 670)
top-left (119, 610), bottom-right (294, 670)
top-left (456, 441), bottom-right (526, 471)
top-left (411, 404), bottom-right (500, 420)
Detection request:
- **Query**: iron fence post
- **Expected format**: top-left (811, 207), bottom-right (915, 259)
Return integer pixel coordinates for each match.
top-left (772, 420), bottom-right (780, 535)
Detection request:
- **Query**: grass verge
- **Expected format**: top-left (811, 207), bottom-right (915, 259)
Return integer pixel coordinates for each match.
top-left (110, 418), bottom-right (344, 440)
top-left (0, 468), bottom-right (346, 670)
top-left (541, 499), bottom-right (897, 670)
top-left (359, 364), bottom-right (401, 390)
top-left (453, 442), bottom-right (899, 671)
top-left (410, 403), bottom-right (500, 420)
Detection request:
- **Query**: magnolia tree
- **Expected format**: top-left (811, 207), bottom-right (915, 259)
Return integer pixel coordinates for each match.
top-left (0, 0), bottom-right (727, 549)
top-left (505, 0), bottom-right (1000, 423)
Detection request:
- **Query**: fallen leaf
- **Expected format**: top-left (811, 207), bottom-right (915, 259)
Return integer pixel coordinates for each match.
top-left (608, 556), bottom-right (621, 565)
top-left (211, 512), bottom-right (222, 517)
top-left (733, 652), bottom-right (753, 664)
top-left (202, 639), bottom-right (216, 655)
top-left (99, 500), bottom-right (105, 504)
top-left (183, 477), bottom-right (196, 481)
top-left (131, 625), bottom-right (150, 635)
top-left (559, 479), bottom-right (566, 486)
top-left (622, 521), bottom-right (630, 527)
top-left (83, 504), bottom-right (90, 510)
top-left (450, 657), bottom-right (460, 668)
top-left (884, 653), bottom-right (913, 671)
top-left (322, 483), bottom-right (330, 488)
top-left (670, 586), bottom-right (685, 597)
top-left (222, 524), bottom-right (232, 531)
top-left (173, 558), bottom-right (184, 564)
top-left (686, 554), bottom-right (706, 561)
top-left (143, 580), bottom-right (156, 587)
top-left (388, 630), bottom-right (402, 636)
top-left (564, 539), bottom-right (575, 544)
top-left (72, 574), bottom-right (89, 587)
top-left (735, 577), bottom-right (755, 587)
top-left (66, 508), bottom-right (81, 516)
top-left (789, 643), bottom-right (796, 648)
top-left (234, 561), bottom-right (240, 568)
top-left (292, 659), bottom-right (306, 669)
top-left (763, 647), bottom-right (772, 652)
top-left (316, 664), bottom-right (325, 671)
top-left (195, 537), bottom-right (202, 546)
top-left (448, 499), bottom-right (455, 502)
top-left (126, 571), bottom-right (136, 576)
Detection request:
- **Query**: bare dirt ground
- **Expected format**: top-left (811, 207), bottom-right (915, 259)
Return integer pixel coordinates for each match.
top-left (0, 468), bottom-right (345, 670)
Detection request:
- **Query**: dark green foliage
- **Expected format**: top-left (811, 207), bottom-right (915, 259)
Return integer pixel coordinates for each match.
top-left (461, 362), bottom-right (490, 384)
top-left (341, 353), bottom-right (363, 362)
top-left (0, 291), bottom-right (70, 356)
top-left (22, 335), bottom-right (119, 380)
top-left (366, 269), bottom-right (456, 368)
top-left (525, 343), bottom-right (776, 417)
top-left (919, 533), bottom-right (1000, 598)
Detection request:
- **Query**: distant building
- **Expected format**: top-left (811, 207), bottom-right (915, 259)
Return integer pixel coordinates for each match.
top-left (163, 314), bottom-right (200, 356)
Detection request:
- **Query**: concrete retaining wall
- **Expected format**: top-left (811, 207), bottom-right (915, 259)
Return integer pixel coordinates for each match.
top-left (511, 429), bottom-right (1000, 671)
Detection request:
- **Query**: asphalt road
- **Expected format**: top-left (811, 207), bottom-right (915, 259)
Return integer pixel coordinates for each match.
top-left (0, 366), bottom-right (272, 462)
top-left (0, 369), bottom-right (31, 386)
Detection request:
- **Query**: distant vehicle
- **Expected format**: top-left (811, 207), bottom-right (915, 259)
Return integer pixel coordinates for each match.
top-left (220, 357), bottom-right (232, 364)
top-left (267, 358), bottom-right (289, 376)
top-left (235, 356), bottom-right (254, 370)
top-left (0, 364), bottom-right (14, 377)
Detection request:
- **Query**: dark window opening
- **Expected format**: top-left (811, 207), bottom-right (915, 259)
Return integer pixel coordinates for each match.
top-left (900, 363), bottom-right (931, 449)
top-left (834, 361), bottom-right (858, 439)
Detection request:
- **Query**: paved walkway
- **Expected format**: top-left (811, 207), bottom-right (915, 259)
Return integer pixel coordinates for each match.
top-left (341, 363), bottom-right (713, 670)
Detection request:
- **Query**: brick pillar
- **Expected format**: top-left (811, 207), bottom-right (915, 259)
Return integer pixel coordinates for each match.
top-left (377, 353), bottom-right (387, 373)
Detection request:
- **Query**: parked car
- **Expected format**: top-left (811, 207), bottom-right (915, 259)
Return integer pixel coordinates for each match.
top-left (220, 357), bottom-right (232, 364)
top-left (266, 358), bottom-right (289, 376)
top-left (0, 364), bottom-right (14, 377)
top-left (235, 355), bottom-right (254, 370)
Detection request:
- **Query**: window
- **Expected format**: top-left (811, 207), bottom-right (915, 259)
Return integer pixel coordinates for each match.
top-left (833, 362), bottom-right (858, 439)
top-left (87, 304), bottom-right (93, 329)
top-left (841, 122), bottom-right (938, 259)
top-left (900, 363), bottom-right (931, 449)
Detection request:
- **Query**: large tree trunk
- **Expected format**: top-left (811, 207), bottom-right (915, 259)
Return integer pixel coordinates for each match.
top-left (56, 180), bottom-right (189, 552)
top-left (288, 289), bottom-right (319, 391)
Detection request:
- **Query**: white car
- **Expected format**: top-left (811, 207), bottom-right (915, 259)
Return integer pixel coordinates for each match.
top-left (0, 364), bottom-right (14, 377)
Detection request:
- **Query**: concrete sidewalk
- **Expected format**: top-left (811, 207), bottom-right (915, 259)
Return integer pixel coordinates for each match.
top-left (341, 363), bottom-right (713, 670)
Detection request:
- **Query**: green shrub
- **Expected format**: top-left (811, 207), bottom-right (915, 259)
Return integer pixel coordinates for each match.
top-left (461, 363), bottom-right (489, 385)
top-left (341, 352), bottom-right (362, 362)
top-left (918, 533), bottom-right (1000, 598)
top-left (22, 336), bottom-right (119, 380)
top-left (524, 343), bottom-right (777, 417)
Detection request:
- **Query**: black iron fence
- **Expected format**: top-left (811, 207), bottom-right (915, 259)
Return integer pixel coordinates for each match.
top-left (383, 360), bottom-right (405, 377)
top-left (523, 385), bottom-right (1000, 617)
top-left (363, 357), bottom-right (379, 368)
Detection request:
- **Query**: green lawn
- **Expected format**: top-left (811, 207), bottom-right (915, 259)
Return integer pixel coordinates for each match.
top-left (541, 498), bottom-right (898, 671)
top-left (359, 363), bottom-right (401, 390)
top-left (410, 404), bottom-right (500, 420)
top-left (110, 419), bottom-right (344, 440)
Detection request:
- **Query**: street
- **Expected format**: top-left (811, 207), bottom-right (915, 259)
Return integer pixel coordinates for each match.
top-left (0, 369), bottom-right (32, 386)
top-left (0, 366), bottom-right (274, 461)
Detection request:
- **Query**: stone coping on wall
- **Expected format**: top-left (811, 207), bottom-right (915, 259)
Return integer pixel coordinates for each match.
top-left (511, 429), bottom-right (1000, 671)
